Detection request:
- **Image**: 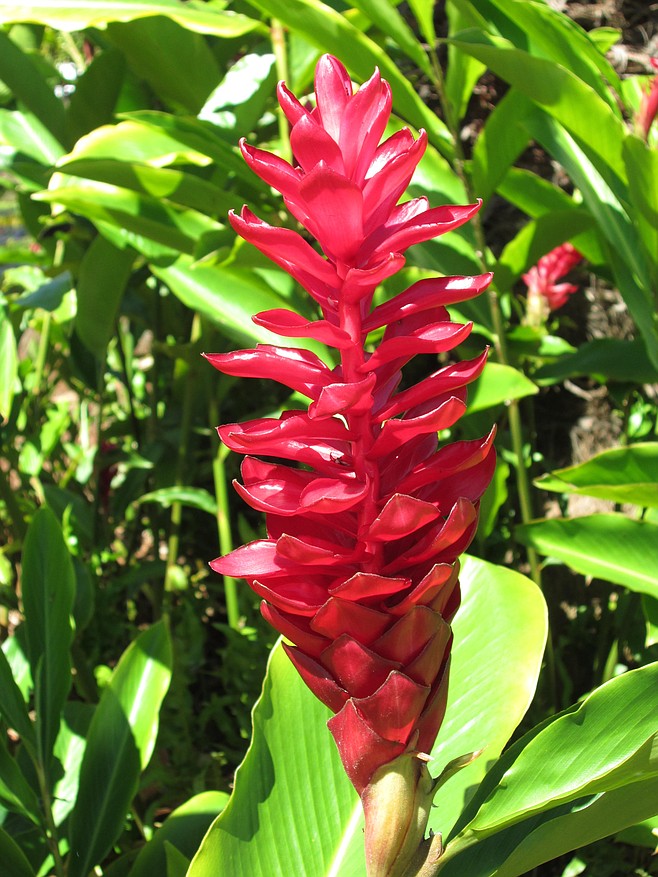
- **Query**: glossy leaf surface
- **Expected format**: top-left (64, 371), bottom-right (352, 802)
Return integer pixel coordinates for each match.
top-left (68, 622), bottom-right (173, 877)
top-left (517, 515), bottom-right (658, 599)
top-left (187, 557), bottom-right (546, 876)
top-left (535, 444), bottom-right (658, 508)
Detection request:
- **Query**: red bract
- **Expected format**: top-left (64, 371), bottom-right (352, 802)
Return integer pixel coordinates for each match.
top-left (636, 58), bottom-right (658, 140)
top-left (522, 242), bottom-right (583, 315)
top-left (207, 55), bottom-right (495, 798)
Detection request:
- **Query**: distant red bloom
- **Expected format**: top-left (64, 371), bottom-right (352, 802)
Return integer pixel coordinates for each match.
top-left (207, 55), bottom-right (495, 800)
top-left (636, 58), bottom-right (658, 140)
top-left (522, 242), bottom-right (583, 317)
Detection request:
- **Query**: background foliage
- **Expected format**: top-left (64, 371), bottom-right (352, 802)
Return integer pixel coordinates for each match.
top-left (0, 1), bottom-right (656, 875)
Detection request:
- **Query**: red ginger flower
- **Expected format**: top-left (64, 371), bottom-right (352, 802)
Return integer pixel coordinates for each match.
top-left (207, 56), bottom-right (495, 800)
top-left (522, 242), bottom-right (583, 323)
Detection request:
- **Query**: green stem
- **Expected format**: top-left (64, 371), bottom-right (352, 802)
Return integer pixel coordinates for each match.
top-left (163, 315), bottom-right (202, 607)
top-left (271, 18), bottom-right (291, 162)
top-left (35, 762), bottom-right (66, 877)
top-left (210, 400), bottom-right (240, 629)
top-left (428, 51), bottom-right (556, 706)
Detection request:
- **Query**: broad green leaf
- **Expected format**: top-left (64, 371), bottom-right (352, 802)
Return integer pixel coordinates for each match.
top-left (0, 108), bottom-right (65, 166)
top-left (51, 702), bottom-right (93, 827)
top-left (0, 734), bottom-right (41, 823)
top-left (0, 30), bottom-right (67, 145)
top-left (68, 621), bottom-right (173, 877)
top-left (517, 514), bottom-right (658, 600)
top-left (0, 1), bottom-right (263, 39)
top-left (467, 363), bottom-right (538, 413)
top-left (471, 90), bottom-right (533, 203)
top-left (199, 52), bottom-right (277, 134)
top-left (60, 158), bottom-right (232, 215)
top-left (348, 0), bottom-right (432, 77)
top-left (76, 235), bottom-right (134, 354)
top-left (186, 557), bottom-right (547, 876)
top-left (453, 664), bottom-right (658, 835)
top-left (0, 644), bottom-right (36, 755)
top-left (105, 16), bottom-right (220, 114)
top-left (35, 178), bottom-right (222, 257)
top-left (242, 0), bottom-right (453, 158)
top-left (0, 315), bottom-right (18, 423)
top-left (468, 0), bottom-right (621, 110)
top-left (445, 2), bottom-right (486, 125)
top-left (615, 815), bottom-right (658, 850)
top-left (623, 136), bottom-right (658, 276)
top-left (493, 209), bottom-right (593, 292)
top-left (0, 826), bottom-right (36, 877)
top-left (128, 791), bottom-right (229, 877)
top-left (407, 0), bottom-right (435, 46)
top-left (438, 777), bottom-right (658, 877)
top-left (21, 507), bottom-right (75, 771)
top-left (136, 487), bottom-right (218, 516)
top-left (449, 28), bottom-right (627, 183)
top-left (152, 256), bottom-right (329, 354)
top-left (534, 338), bottom-right (658, 386)
top-left (428, 557), bottom-right (547, 838)
top-left (535, 444), bottom-right (658, 508)
top-left (66, 48), bottom-right (126, 142)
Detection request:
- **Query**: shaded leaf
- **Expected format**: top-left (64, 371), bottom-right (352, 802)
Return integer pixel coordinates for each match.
top-left (534, 338), bottom-right (658, 386)
top-left (0, 826), bottom-right (36, 877)
top-left (76, 235), bottom-right (134, 355)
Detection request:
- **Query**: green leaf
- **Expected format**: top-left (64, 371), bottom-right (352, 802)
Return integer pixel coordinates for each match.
top-left (407, 0), bottom-right (435, 46)
top-left (0, 827), bottom-right (35, 877)
top-left (66, 48), bottom-right (126, 142)
top-left (440, 665), bottom-right (658, 877)
top-left (535, 444), bottom-right (658, 508)
top-left (0, 30), bottom-right (67, 146)
top-left (0, 644), bottom-right (36, 755)
top-left (534, 338), bottom-right (658, 386)
top-left (21, 507), bottom-right (75, 771)
top-left (445, 2), bottom-right (487, 127)
top-left (471, 90), bottom-right (532, 203)
top-left (0, 1), bottom-right (262, 39)
top-left (348, 0), bottom-right (432, 78)
top-left (152, 256), bottom-right (329, 354)
top-left (467, 363), bottom-right (538, 413)
top-left (128, 791), bottom-right (229, 877)
top-left (623, 135), bottom-right (658, 275)
top-left (516, 515), bottom-right (658, 600)
top-left (36, 178), bottom-right (222, 258)
top-left (105, 16), bottom-right (220, 114)
top-left (76, 235), bottom-right (134, 355)
top-left (242, 0), bottom-right (453, 158)
top-left (0, 734), bottom-right (42, 823)
top-left (186, 557), bottom-right (547, 875)
top-left (449, 28), bottom-right (627, 183)
top-left (0, 314), bottom-right (18, 424)
top-left (0, 108), bottom-right (65, 166)
top-left (136, 487), bottom-right (218, 516)
top-left (68, 621), bottom-right (173, 877)
top-left (199, 52), bottom-right (277, 134)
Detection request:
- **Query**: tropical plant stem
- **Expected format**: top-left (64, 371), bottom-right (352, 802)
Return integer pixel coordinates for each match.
top-left (163, 314), bottom-right (202, 605)
top-left (271, 18), bottom-right (291, 163)
top-left (35, 761), bottom-right (66, 877)
top-left (211, 405), bottom-right (240, 630)
top-left (428, 50), bottom-right (556, 705)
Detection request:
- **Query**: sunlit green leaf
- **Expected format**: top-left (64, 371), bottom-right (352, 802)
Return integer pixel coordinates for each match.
top-left (136, 487), bottom-right (218, 517)
top-left (68, 622), bottom-right (173, 877)
top-left (0, 315), bottom-right (18, 424)
top-left (517, 514), bottom-right (658, 600)
top-left (467, 363), bottom-right (538, 413)
top-left (186, 558), bottom-right (546, 876)
top-left (535, 444), bottom-right (658, 508)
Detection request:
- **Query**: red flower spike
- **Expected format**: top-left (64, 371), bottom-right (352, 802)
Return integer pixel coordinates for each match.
top-left (207, 54), bottom-right (495, 872)
top-left (522, 242), bottom-right (583, 323)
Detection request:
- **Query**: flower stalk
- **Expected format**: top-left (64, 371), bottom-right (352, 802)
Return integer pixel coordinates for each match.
top-left (207, 55), bottom-right (495, 874)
